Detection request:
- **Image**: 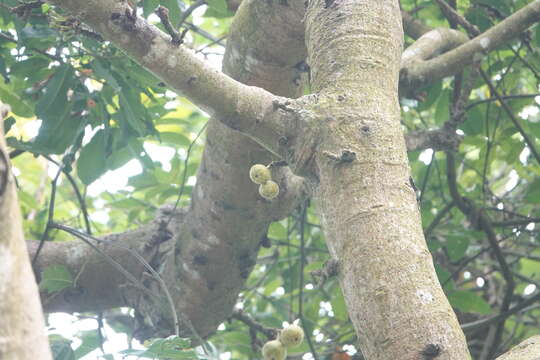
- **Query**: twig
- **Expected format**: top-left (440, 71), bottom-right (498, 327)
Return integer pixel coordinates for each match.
top-left (31, 159), bottom-right (64, 265)
top-left (298, 203), bottom-right (319, 360)
top-left (50, 223), bottom-right (186, 339)
top-left (43, 154), bottom-right (92, 235)
top-left (465, 93), bottom-right (540, 111)
top-left (479, 69), bottom-right (540, 166)
top-left (433, 0), bottom-right (480, 36)
top-left (231, 309), bottom-right (276, 339)
top-left (493, 217), bottom-right (540, 227)
top-left (166, 121), bottom-right (207, 227)
top-left (462, 291), bottom-right (540, 332)
top-left (155, 6), bottom-right (184, 45)
top-left (182, 22), bottom-right (225, 46)
top-left (0, 31), bottom-right (61, 61)
top-left (424, 201), bottom-right (455, 238)
top-left (178, 0), bottom-right (206, 27)
top-left (446, 152), bottom-right (515, 357)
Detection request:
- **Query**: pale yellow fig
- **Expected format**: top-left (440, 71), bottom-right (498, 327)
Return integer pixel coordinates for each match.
top-left (249, 164), bottom-right (271, 185)
top-left (279, 324), bottom-right (304, 348)
top-left (262, 339), bottom-right (287, 360)
top-left (259, 180), bottom-right (279, 200)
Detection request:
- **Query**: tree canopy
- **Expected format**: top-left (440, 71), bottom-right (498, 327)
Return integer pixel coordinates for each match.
top-left (1, 0), bottom-right (540, 359)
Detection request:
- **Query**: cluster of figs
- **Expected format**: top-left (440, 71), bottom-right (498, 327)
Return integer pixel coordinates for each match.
top-left (262, 324), bottom-right (305, 360)
top-left (249, 164), bottom-right (280, 200)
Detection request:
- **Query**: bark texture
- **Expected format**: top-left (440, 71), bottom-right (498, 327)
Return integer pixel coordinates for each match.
top-left (400, 0), bottom-right (540, 90)
top-left (302, 0), bottom-right (471, 358)
top-left (17, 0), bottom-right (540, 357)
top-left (0, 103), bottom-right (52, 360)
top-left (495, 335), bottom-right (540, 360)
top-left (32, 0), bottom-right (307, 341)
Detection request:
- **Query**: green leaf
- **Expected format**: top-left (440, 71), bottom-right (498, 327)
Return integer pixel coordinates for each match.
top-left (160, 0), bottom-right (182, 27)
top-left (120, 336), bottom-right (198, 359)
top-left (0, 56), bottom-right (9, 83)
top-left (0, 80), bottom-right (34, 117)
top-left (73, 330), bottom-right (101, 359)
top-left (159, 132), bottom-right (191, 147)
top-left (434, 89), bottom-right (450, 124)
top-left (204, 0), bottom-right (233, 18)
top-left (435, 265), bottom-right (454, 290)
top-left (36, 64), bottom-right (73, 118)
top-left (18, 24), bottom-right (57, 49)
top-left (525, 179), bottom-right (540, 203)
top-left (40, 265), bottom-right (73, 293)
top-left (417, 80), bottom-right (442, 111)
top-left (3, 116), bottom-right (15, 133)
top-left (49, 335), bottom-right (75, 360)
top-left (118, 90), bottom-right (147, 136)
top-left (143, 0), bottom-right (160, 17)
top-left (32, 64), bottom-right (85, 154)
top-left (77, 130), bottom-right (107, 185)
top-left (331, 290), bottom-right (349, 321)
top-left (446, 235), bottom-right (469, 262)
top-left (461, 105), bottom-right (484, 136)
top-left (447, 290), bottom-right (491, 314)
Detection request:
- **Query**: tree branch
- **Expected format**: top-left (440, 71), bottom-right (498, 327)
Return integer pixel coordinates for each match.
top-left (401, 10), bottom-right (431, 39)
top-left (401, 0), bottom-right (540, 90)
top-left (495, 335), bottom-right (540, 360)
top-left (46, 0), bottom-right (292, 157)
top-left (32, 0), bottom-right (309, 342)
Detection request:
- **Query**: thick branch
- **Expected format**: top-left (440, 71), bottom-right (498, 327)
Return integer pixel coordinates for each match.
top-left (401, 0), bottom-right (540, 90)
top-left (401, 28), bottom-right (468, 68)
top-left (401, 10), bottom-right (431, 39)
top-left (495, 335), bottom-right (540, 360)
top-left (405, 128), bottom-right (461, 152)
top-left (46, 0), bottom-right (292, 157)
top-left (35, 0), bottom-right (308, 341)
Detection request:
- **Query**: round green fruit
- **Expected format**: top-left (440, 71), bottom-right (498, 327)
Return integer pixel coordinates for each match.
top-left (259, 180), bottom-right (279, 200)
top-left (262, 340), bottom-right (287, 360)
top-left (279, 324), bottom-right (304, 348)
top-left (249, 164), bottom-right (271, 185)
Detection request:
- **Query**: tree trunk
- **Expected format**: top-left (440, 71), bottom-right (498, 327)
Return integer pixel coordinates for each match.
top-left (0, 102), bottom-right (52, 359)
top-left (302, 1), bottom-right (471, 358)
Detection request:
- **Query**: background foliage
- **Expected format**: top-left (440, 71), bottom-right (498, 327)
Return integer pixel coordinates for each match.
top-left (1, 0), bottom-right (540, 358)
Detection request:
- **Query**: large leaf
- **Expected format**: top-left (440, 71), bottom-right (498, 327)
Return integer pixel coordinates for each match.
top-left (73, 330), bottom-right (101, 359)
top-left (49, 336), bottom-right (75, 360)
top-left (31, 65), bottom-right (85, 154)
top-left (77, 129), bottom-right (107, 185)
top-left (39, 265), bottom-right (73, 293)
top-left (119, 336), bottom-right (198, 359)
top-left (447, 290), bottom-right (491, 315)
top-left (0, 80), bottom-right (34, 117)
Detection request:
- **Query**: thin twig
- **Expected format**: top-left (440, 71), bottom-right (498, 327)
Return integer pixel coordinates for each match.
top-left (166, 122), bottom-right (207, 227)
top-left (465, 93), bottom-right (540, 111)
top-left (424, 201), bottom-right (455, 238)
top-left (462, 291), bottom-right (540, 332)
top-left (479, 69), bottom-right (540, 166)
top-left (31, 160), bottom-right (64, 265)
top-left (43, 154), bottom-right (92, 235)
top-left (155, 6), bottom-right (183, 45)
top-left (298, 203), bottom-right (319, 360)
top-left (446, 152), bottom-right (515, 357)
top-left (433, 0), bottom-right (480, 36)
top-left (231, 309), bottom-right (276, 339)
top-left (178, 0), bottom-right (206, 27)
top-left (50, 223), bottom-right (187, 339)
